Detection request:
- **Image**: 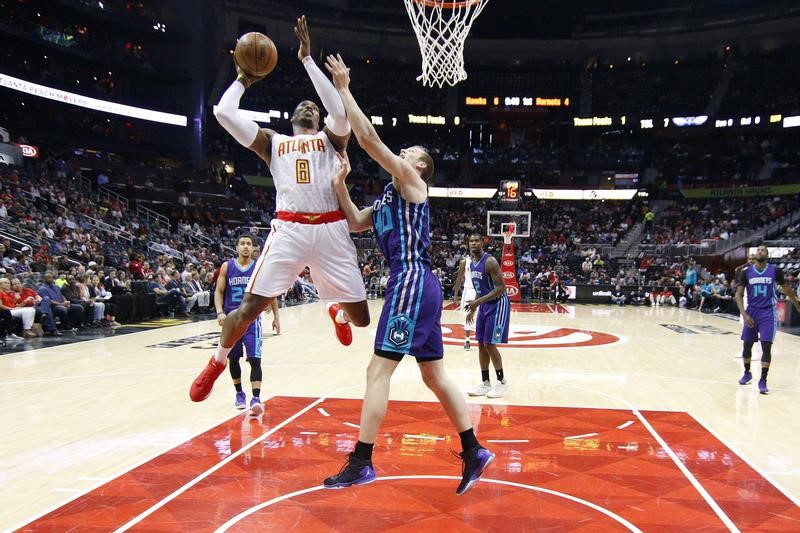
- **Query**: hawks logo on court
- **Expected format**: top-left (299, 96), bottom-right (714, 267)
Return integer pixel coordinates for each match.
top-left (441, 324), bottom-right (622, 348)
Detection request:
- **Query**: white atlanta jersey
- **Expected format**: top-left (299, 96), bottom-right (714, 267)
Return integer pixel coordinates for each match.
top-left (269, 131), bottom-right (340, 213)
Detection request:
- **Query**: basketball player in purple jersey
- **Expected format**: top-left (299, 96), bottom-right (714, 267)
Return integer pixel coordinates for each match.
top-left (322, 54), bottom-right (494, 495)
top-left (465, 234), bottom-right (510, 399)
top-left (735, 245), bottom-right (800, 394)
top-left (215, 234), bottom-right (280, 415)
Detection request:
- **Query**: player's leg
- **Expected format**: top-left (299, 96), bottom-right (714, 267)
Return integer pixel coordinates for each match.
top-left (417, 357), bottom-right (495, 495)
top-left (484, 344), bottom-right (506, 398)
top-left (324, 352), bottom-right (400, 489)
top-left (467, 309), bottom-right (492, 396)
top-left (243, 315), bottom-right (264, 414)
top-left (485, 296), bottom-right (510, 398)
top-left (190, 224), bottom-right (305, 402)
top-left (758, 341), bottom-right (772, 394)
top-left (757, 309), bottom-right (776, 394)
top-left (189, 293), bottom-right (272, 402)
top-left (739, 310), bottom-right (758, 384)
top-left (228, 340), bottom-right (246, 409)
top-left (311, 221), bottom-right (370, 345)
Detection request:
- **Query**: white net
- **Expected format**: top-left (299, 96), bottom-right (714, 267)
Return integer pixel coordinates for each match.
top-left (403, 0), bottom-right (490, 88)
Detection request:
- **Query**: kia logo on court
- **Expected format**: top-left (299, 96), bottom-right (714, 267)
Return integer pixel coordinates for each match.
top-left (506, 285), bottom-right (519, 296)
top-left (441, 324), bottom-right (622, 348)
top-left (502, 271), bottom-right (514, 279)
top-left (503, 260), bottom-right (513, 267)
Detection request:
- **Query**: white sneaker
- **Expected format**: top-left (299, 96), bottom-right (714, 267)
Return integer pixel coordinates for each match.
top-left (467, 381), bottom-right (491, 396)
top-left (486, 380), bottom-right (508, 398)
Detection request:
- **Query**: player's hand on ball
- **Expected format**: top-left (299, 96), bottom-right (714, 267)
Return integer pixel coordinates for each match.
top-left (294, 15), bottom-right (311, 61)
top-left (742, 312), bottom-right (755, 328)
top-left (324, 54), bottom-right (350, 89)
top-left (217, 312), bottom-right (226, 327)
top-left (333, 151), bottom-right (351, 185)
top-left (234, 57), bottom-right (265, 89)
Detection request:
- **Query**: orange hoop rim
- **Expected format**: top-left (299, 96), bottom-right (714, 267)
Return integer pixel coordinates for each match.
top-left (411, 0), bottom-right (483, 8)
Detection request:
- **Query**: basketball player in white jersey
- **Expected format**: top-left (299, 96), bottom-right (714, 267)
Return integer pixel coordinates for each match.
top-left (452, 255), bottom-right (476, 350)
top-left (190, 16), bottom-right (369, 402)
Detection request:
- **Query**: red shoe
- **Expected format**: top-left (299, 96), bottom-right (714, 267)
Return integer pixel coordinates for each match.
top-left (190, 356), bottom-right (228, 402)
top-left (327, 303), bottom-right (352, 346)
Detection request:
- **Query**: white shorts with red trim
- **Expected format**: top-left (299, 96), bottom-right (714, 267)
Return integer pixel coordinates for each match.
top-left (245, 218), bottom-right (366, 302)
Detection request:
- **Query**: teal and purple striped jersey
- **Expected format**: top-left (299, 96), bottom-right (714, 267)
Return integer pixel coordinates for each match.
top-left (223, 258), bottom-right (256, 313)
top-left (738, 264), bottom-right (784, 310)
top-left (371, 182), bottom-right (431, 274)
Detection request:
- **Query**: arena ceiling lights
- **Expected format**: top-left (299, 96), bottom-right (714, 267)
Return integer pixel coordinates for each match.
top-left (0, 72), bottom-right (188, 127)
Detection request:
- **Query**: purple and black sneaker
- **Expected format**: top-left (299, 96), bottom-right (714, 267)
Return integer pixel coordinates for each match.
top-left (456, 446), bottom-right (495, 495)
top-left (324, 453), bottom-right (376, 489)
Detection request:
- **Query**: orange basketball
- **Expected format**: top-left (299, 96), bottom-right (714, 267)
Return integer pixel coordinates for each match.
top-left (234, 32), bottom-right (278, 78)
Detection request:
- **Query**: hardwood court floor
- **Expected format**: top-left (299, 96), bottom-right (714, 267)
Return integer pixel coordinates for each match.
top-left (2, 301), bottom-right (800, 531)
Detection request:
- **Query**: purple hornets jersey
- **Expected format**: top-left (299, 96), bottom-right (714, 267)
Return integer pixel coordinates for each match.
top-left (470, 253), bottom-right (495, 296)
top-left (738, 264), bottom-right (784, 310)
top-left (371, 183), bottom-right (431, 274)
top-left (223, 258), bottom-right (256, 313)
top-left (470, 252), bottom-right (510, 345)
top-left (372, 182), bottom-right (443, 359)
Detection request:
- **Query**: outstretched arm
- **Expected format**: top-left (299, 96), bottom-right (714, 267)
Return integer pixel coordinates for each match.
top-left (325, 54), bottom-right (426, 190)
top-left (213, 56), bottom-right (275, 163)
top-left (295, 16), bottom-right (350, 148)
top-left (332, 151), bottom-right (373, 233)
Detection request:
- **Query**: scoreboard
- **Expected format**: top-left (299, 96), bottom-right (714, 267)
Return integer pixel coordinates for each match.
top-left (499, 180), bottom-right (521, 203)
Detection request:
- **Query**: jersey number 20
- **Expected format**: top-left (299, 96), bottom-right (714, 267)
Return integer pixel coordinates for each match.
top-left (296, 159), bottom-right (311, 184)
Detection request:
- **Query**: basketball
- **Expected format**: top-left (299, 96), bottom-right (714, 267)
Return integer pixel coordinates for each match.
top-left (234, 32), bottom-right (278, 78)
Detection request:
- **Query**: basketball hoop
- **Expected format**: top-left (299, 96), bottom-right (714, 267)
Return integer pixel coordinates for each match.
top-left (502, 222), bottom-right (516, 245)
top-left (403, 0), bottom-right (490, 88)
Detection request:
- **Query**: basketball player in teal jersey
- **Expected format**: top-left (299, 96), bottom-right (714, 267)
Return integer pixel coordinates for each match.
top-left (735, 244), bottom-right (800, 394)
top-left (322, 54), bottom-right (494, 495)
top-left (216, 234), bottom-right (280, 415)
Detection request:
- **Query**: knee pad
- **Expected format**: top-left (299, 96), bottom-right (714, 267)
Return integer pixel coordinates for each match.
top-left (760, 342), bottom-right (772, 364)
top-left (247, 357), bottom-right (263, 381)
top-left (229, 357), bottom-right (242, 379)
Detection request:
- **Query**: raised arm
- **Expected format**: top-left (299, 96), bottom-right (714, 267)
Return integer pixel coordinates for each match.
top-left (294, 16), bottom-right (350, 151)
top-left (213, 52), bottom-right (276, 164)
top-left (325, 54), bottom-right (426, 191)
top-left (332, 151), bottom-right (373, 233)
